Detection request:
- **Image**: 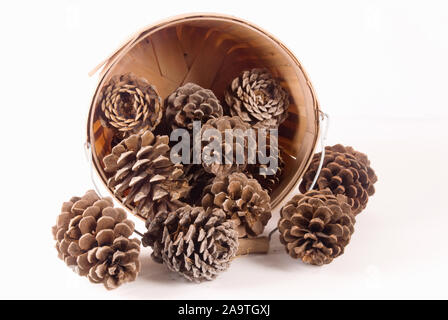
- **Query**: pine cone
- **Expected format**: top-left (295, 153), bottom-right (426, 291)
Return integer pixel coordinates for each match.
top-left (245, 140), bottom-right (285, 194)
top-left (166, 83), bottom-right (223, 130)
top-left (225, 69), bottom-right (289, 129)
top-left (299, 144), bottom-right (377, 215)
top-left (52, 190), bottom-right (141, 289)
top-left (52, 190), bottom-right (101, 266)
top-left (182, 164), bottom-right (215, 205)
top-left (98, 73), bottom-right (162, 139)
top-left (200, 116), bottom-right (255, 176)
top-left (142, 205), bottom-right (238, 282)
top-left (278, 189), bottom-right (355, 266)
top-left (103, 131), bottom-right (190, 220)
top-left (202, 172), bottom-right (271, 238)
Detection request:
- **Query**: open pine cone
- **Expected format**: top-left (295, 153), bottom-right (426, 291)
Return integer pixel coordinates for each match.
top-left (202, 172), bottom-right (271, 238)
top-left (166, 83), bottom-right (223, 130)
top-left (200, 116), bottom-right (255, 176)
top-left (299, 144), bottom-right (377, 215)
top-left (98, 73), bottom-right (162, 139)
top-left (52, 190), bottom-right (101, 266)
top-left (278, 189), bottom-right (355, 266)
top-left (52, 190), bottom-right (141, 290)
top-left (225, 69), bottom-right (289, 129)
top-left (142, 205), bottom-right (238, 282)
top-left (103, 131), bottom-right (190, 220)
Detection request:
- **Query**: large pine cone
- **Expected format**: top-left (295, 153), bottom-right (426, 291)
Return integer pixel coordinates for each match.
top-left (103, 131), bottom-right (190, 220)
top-left (245, 138), bottom-right (285, 194)
top-left (98, 73), bottom-right (162, 139)
top-left (202, 172), bottom-right (271, 238)
top-left (278, 189), bottom-right (355, 266)
top-left (299, 144), bottom-right (377, 215)
top-left (52, 190), bottom-right (141, 289)
top-left (225, 69), bottom-right (289, 129)
top-left (166, 83), bottom-right (223, 130)
top-left (200, 116), bottom-right (255, 176)
top-left (142, 205), bottom-right (238, 282)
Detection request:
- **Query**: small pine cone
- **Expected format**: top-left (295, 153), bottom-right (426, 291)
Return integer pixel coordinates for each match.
top-left (278, 189), bottom-right (355, 266)
top-left (166, 83), bottom-right (223, 130)
top-left (299, 144), bottom-right (377, 215)
top-left (98, 73), bottom-right (162, 139)
top-left (103, 131), bottom-right (190, 220)
top-left (182, 164), bottom-right (215, 205)
top-left (200, 116), bottom-right (255, 176)
top-left (225, 69), bottom-right (289, 129)
top-left (245, 141), bottom-right (285, 194)
top-left (52, 190), bottom-right (141, 289)
top-left (201, 172), bottom-right (271, 238)
top-left (142, 205), bottom-right (238, 282)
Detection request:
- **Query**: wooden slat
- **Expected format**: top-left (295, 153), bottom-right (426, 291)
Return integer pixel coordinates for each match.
top-left (182, 30), bottom-right (236, 88)
top-left (109, 38), bottom-right (178, 99)
top-left (176, 25), bottom-right (209, 69)
top-left (150, 27), bottom-right (189, 84)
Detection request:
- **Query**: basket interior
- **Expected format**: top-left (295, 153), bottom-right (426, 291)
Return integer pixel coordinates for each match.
top-left (89, 15), bottom-right (319, 216)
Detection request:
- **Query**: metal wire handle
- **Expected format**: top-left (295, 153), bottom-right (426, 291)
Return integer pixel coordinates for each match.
top-left (268, 111), bottom-right (330, 241)
top-left (308, 111), bottom-right (330, 190)
top-left (84, 141), bottom-right (105, 198)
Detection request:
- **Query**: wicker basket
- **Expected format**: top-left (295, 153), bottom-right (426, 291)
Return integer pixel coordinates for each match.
top-left (87, 13), bottom-right (321, 220)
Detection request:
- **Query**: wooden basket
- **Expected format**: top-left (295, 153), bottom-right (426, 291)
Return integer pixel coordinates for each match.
top-left (87, 13), bottom-right (321, 220)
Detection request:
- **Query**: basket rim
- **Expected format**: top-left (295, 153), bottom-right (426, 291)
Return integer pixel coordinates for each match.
top-left (86, 13), bottom-right (321, 219)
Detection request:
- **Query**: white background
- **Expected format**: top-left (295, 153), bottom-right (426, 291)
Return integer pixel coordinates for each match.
top-left (0, 0), bottom-right (447, 299)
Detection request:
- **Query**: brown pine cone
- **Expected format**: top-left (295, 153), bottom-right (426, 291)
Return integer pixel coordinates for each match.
top-left (299, 144), bottom-right (377, 215)
top-left (245, 140), bottom-right (285, 194)
top-left (103, 131), bottom-right (190, 220)
top-left (52, 190), bottom-right (141, 289)
top-left (166, 83), bottom-right (223, 130)
top-left (201, 172), bottom-right (271, 238)
top-left (142, 205), bottom-right (238, 282)
top-left (52, 190), bottom-right (101, 266)
top-left (225, 69), bottom-right (289, 129)
top-left (98, 73), bottom-right (162, 139)
top-left (278, 189), bottom-right (355, 266)
top-left (200, 116), bottom-right (255, 176)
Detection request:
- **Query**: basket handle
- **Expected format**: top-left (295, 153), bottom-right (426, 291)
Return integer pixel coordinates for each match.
top-left (88, 32), bottom-right (141, 77)
top-left (84, 141), bottom-right (105, 198)
top-left (307, 111), bottom-right (330, 190)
